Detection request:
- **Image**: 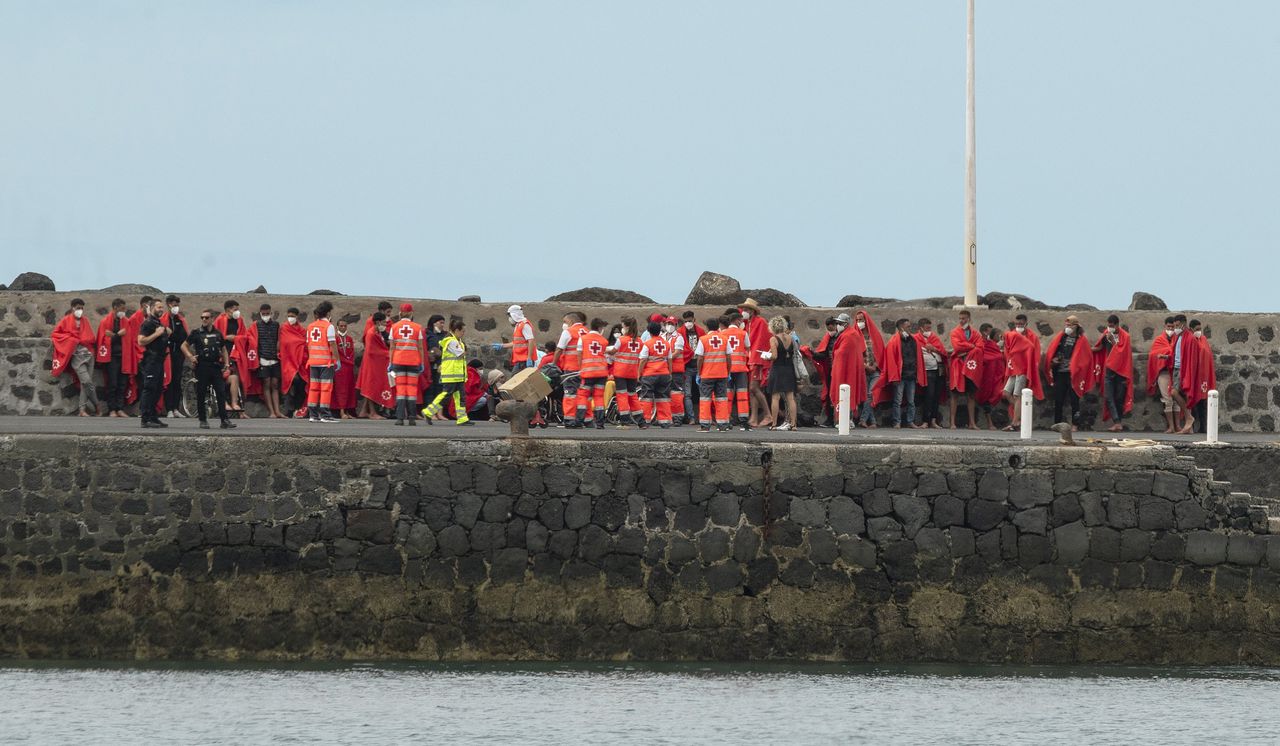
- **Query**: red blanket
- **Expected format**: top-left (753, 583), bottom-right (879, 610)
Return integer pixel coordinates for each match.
top-left (855, 311), bottom-right (885, 370)
top-left (872, 332), bottom-right (927, 406)
top-left (50, 313), bottom-right (95, 385)
top-left (1045, 331), bottom-right (1096, 399)
top-left (977, 337), bottom-right (1006, 405)
top-left (357, 322), bottom-right (394, 406)
top-left (1146, 333), bottom-right (1175, 396)
top-left (1181, 334), bottom-right (1217, 410)
top-left (1096, 328), bottom-right (1134, 420)
top-left (947, 325), bottom-right (983, 391)
top-left (279, 322), bottom-right (311, 388)
top-left (334, 333), bottom-right (357, 409)
top-left (1003, 330), bottom-right (1044, 399)
top-left (829, 327), bottom-right (868, 411)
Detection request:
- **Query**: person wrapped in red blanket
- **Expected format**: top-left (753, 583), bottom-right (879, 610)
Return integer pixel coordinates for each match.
top-left (95, 298), bottom-right (137, 416)
top-left (871, 318), bottom-right (927, 428)
top-left (1001, 314), bottom-right (1043, 430)
top-left (1091, 314), bottom-right (1134, 432)
top-left (948, 310), bottom-right (983, 429)
top-left (357, 311), bottom-right (394, 418)
top-left (50, 298), bottom-right (99, 416)
top-left (828, 313), bottom-right (868, 429)
top-left (1043, 315), bottom-right (1094, 430)
top-left (1178, 319), bottom-right (1217, 435)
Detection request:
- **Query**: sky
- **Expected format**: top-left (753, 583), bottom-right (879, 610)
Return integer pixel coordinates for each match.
top-left (2, 1), bottom-right (1278, 311)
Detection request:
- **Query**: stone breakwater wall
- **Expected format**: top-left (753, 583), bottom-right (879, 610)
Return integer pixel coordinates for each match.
top-left (3, 290), bottom-right (1279, 431)
top-left (1, 434), bottom-right (1279, 664)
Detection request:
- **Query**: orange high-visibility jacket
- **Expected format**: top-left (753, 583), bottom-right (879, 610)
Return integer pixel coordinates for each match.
top-left (389, 319), bottom-right (425, 367)
top-left (579, 331), bottom-right (609, 379)
top-left (697, 331), bottom-right (730, 379)
top-left (306, 319), bottom-right (334, 365)
top-left (723, 326), bottom-right (750, 373)
top-left (613, 335), bottom-right (642, 378)
top-left (641, 336), bottom-right (672, 377)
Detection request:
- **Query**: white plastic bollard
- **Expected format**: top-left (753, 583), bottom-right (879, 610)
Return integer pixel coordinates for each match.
top-left (1020, 388), bottom-right (1033, 440)
top-left (1206, 389), bottom-right (1219, 444)
top-left (838, 384), bottom-right (851, 436)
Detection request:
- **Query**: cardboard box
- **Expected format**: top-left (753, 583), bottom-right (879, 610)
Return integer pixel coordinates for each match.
top-left (498, 367), bottom-right (552, 403)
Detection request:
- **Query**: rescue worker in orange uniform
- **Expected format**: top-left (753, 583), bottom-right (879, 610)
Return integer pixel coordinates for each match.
top-left (722, 312), bottom-right (753, 430)
top-left (388, 303), bottom-right (428, 426)
top-left (638, 320), bottom-right (674, 429)
top-left (305, 300), bottom-right (341, 423)
top-left (553, 311), bottom-right (587, 423)
top-left (695, 318), bottom-right (732, 432)
top-left (573, 318), bottom-right (611, 429)
top-left (661, 316), bottom-right (687, 427)
top-left (608, 316), bottom-right (643, 427)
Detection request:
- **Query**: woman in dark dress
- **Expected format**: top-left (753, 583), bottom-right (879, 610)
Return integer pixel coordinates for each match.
top-left (765, 316), bottom-right (798, 430)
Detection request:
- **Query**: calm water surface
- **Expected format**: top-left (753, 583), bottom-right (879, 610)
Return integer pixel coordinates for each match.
top-left (1, 662), bottom-right (1277, 744)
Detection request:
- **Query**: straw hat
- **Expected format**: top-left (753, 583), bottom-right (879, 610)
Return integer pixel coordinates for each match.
top-left (739, 298), bottom-right (761, 313)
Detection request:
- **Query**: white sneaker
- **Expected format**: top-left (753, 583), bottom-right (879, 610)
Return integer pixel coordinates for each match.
top-left (777, 421), bottom-right (793, 431)
top-left (320, 416), bottom-right (340, 423)
top-left (166, 411), bottom-right (176, 419)
top-left (175, 410), bottom-right (188, 418)
top-left (308, 416), bottom-right (320, 423)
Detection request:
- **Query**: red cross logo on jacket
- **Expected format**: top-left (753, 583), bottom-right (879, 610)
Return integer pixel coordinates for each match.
top-left (651, 340), bottom-right (667, 356)
top-left (627, 340), bottom-right (641, 353)
top-left (708, 336), bottom-right (724, 350)
top-left (588, 341), bottom-right (604, 356)
top-left (398, 325), bottom-right (415, 339)
top-left (727, 336), bottom-right (740, 351)
top-left (309, 327), bottom-right (324, 342)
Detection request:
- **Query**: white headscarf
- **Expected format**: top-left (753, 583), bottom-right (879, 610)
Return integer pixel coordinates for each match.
top-left (507, 304), bottom-right (526, 323)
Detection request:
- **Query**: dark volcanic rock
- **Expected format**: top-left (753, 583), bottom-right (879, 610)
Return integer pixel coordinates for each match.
top-left (684, 271), bottom-right (742, 306)
top-left (99, 283), bottom-right (163, 296)
top-left (743, 288), bottom-right (804, 307)
top-left (836, 295), bottom-right (899, 307)
top-left (308, 289), bottom-right (343, 296)
top-left (457, 295), bottom-right (482, 303)
top-left (249, 285), bottom-right (268, 294)
top-left (9, 272), bottom-right (55, 291)
top-left (906, 296), bottom-right (964, 309)
top-left (545, 287), bottom-right (655, 304)
top-left (1129, 291), bottom-right (1167, 311)
top-left (1063, 303), bottom-right (1099, 311)
top-left (981, 291), bottom-right (1048, 310)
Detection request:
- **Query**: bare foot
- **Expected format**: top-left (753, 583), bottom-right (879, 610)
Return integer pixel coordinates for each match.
top-left (78, 410), bottom-right (91, 417)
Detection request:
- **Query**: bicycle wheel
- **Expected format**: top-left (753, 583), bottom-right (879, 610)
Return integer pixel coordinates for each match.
top-left (179, 368), bottom-right (200, 418)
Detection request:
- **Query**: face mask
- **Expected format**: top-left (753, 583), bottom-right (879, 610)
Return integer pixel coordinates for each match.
top-left (1165, 329), bottom-right (1174, 338)
top-left (685, 322), bottom-right (694, 330)
top-left (1015, 325), bottom-right (1026, 333)
top-left (376, 325), bottom-right (386, 334)
top-left (836, 324), bottom-right (847, 332)
top-left (901, 331), bottom-right (910, 338)
top-left (663, 324), bottom-right (675, 334)
top-left (922, 330), bottom-right (931, 337)
top-left (337, 330), bottom-right (347, 338)
top-left (960, 321), bottom-right (970, 329)
top-left (856, 321), bottom-right (866, 330)
top-left (260, 314), bottom-right (271, 323)
top-left (232, 310), bottom-right (241, 319)
top-left (116, 311), bottom-right (126, 319)
top-left (1064, 326), bottom-right (1074, 336)
top-left (562, 323), bottom-right (569, 331)
top-left (72, 309), bottom-right (83, 319)
top-left (288, 316), bottom-right (298, 325)
top-left (170, 306), bottom-right (180, 315)
top-left (1194, 330), bottom-right (1203, 339)
top-left (1107, 326), bottom-right (1116, 334)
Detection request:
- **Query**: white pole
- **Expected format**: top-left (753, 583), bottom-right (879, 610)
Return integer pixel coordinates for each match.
top-left (963, 0), bottom-right (979, 307)
top-left (838, 384), bottom-right (851, 436)
top-left (1020, 387), bottom-right (1033, 440)
top-left (1206, 389), bottom-right (1219, 444)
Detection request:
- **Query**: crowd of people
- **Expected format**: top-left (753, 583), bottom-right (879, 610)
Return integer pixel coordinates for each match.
top-left (48, 295), bottom-right (1217, 435)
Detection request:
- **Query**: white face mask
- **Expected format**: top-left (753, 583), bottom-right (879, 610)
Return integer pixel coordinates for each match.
top-left (260, 314), bottom-right (271, 323)
top-left (960, 320), bottom-right (969, 328)
top-left (901, 331), bottom-right (910, 338)
top-left (170, 306), bottom-right (180, 315)
top-left (1015, 325), bottom-right (1026, 333)
top-left (856, 321), bottom-right (866, 330)
top-left (663, 324), bottom-right (675, 334)
top-left (922, 330), bottom-right (931, 337)
top-left (1107, 326), bottom-right (1116, 334)
top-left (337, 329), bottom-right (347, 338)
top-left (287, 316), bottom-right (298, 325)
top-left (1165, 329), bottom-right (1174, 338)
top-left (116, 310), bottom-right (126, 319)
top-left (1064, 326), bottom-right (1074, 336)
top-left (231, 310), bottom-right (241, 319)
top-left (1193, 330), bottom-right (1203, 338)
top-left (685, 322), bottom-right (694, 330)
top-left (562, 322), bottom-right (569, 331)
top-left (72, 308), bottom-right (83, 319)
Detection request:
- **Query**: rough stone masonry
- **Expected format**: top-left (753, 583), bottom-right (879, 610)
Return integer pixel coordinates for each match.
top-left (1, 434), bottom-right (1278, 664)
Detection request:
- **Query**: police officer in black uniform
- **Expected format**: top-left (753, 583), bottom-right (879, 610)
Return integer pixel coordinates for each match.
top-left (181, 309), bottom-right (238, 429)
top-left (136, 299), bottom-right (170, 429)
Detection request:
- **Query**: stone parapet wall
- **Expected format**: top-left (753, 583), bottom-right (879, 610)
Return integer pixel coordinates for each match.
top-left (1, 434), bottom-right (1278, 663)
top-left (2, 290), bottom-right (1278, 430)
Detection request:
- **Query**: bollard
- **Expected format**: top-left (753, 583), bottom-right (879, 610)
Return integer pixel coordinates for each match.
top-left (1020, 388), bottom-right (1033, 440)
top-left (838, 384), bottom-right (851, 436)
top-left (495, 399), bottom-right (537, 438)
top-left (1206, 389), bottom-right (1219, 444)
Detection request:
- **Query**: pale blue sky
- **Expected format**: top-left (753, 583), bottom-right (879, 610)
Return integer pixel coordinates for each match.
top-left (2, 1), bottom-right (1277, 310)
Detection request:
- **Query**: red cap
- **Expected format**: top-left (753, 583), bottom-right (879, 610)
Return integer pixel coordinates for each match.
top-left (400, 303), bottom-right (414, 313)
top-left (664, 316), bottom-right (678, 324)
top-left (648, 313), bottom-right (664, 322)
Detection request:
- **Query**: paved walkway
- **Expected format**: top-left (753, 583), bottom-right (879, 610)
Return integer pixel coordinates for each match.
top-left (0, 415), bottom-right (1274, 448)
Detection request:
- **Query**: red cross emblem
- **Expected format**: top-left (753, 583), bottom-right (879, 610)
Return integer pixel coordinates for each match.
top-left (397, 325), bottom-right (415, 339)
top-left (727, 336), bottom-right (740, 351)
top-left (652, 340), bottom-right (668, 356)
top-left (1077, 380), bottom-right (1088, 392)
top-left (627, 340), bottom-right (640, 353)
top-left (309, 327), bottom-right (323, 342)
top-left (99, 345), bottom-right (108, 358)
top-left (966, 359), bottom-right (978, 370)
top-left (247, 349), bottom-right (258, 361)
top-left (52, 358), bottom-right (62, 370)
top-left (1093, 364), bottom-right (1102, 377)
top-left (1006, 360), bottom-right (1014, 371)
top-left (381, 390), bottom-right (392, 401)
top-left (1201, 382), bottom-right (1209, 393)
top-left (708, 336), bottom-right (724, 350)
top-left (588, 341), bottom-right (604, 356)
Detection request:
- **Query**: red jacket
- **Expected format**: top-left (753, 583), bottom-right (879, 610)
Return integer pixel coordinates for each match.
top-left (872, 332), bottom-right (928, 405)
top-left (50, 313), bottom-right (95, 384)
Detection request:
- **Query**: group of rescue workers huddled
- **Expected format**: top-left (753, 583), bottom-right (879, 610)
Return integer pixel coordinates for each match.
top-left (49, 295), bottom-right (1216, 435)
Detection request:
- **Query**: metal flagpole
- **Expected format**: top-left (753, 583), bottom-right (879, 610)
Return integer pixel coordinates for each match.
top-left (957, 0), bottom-right (986, 310)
